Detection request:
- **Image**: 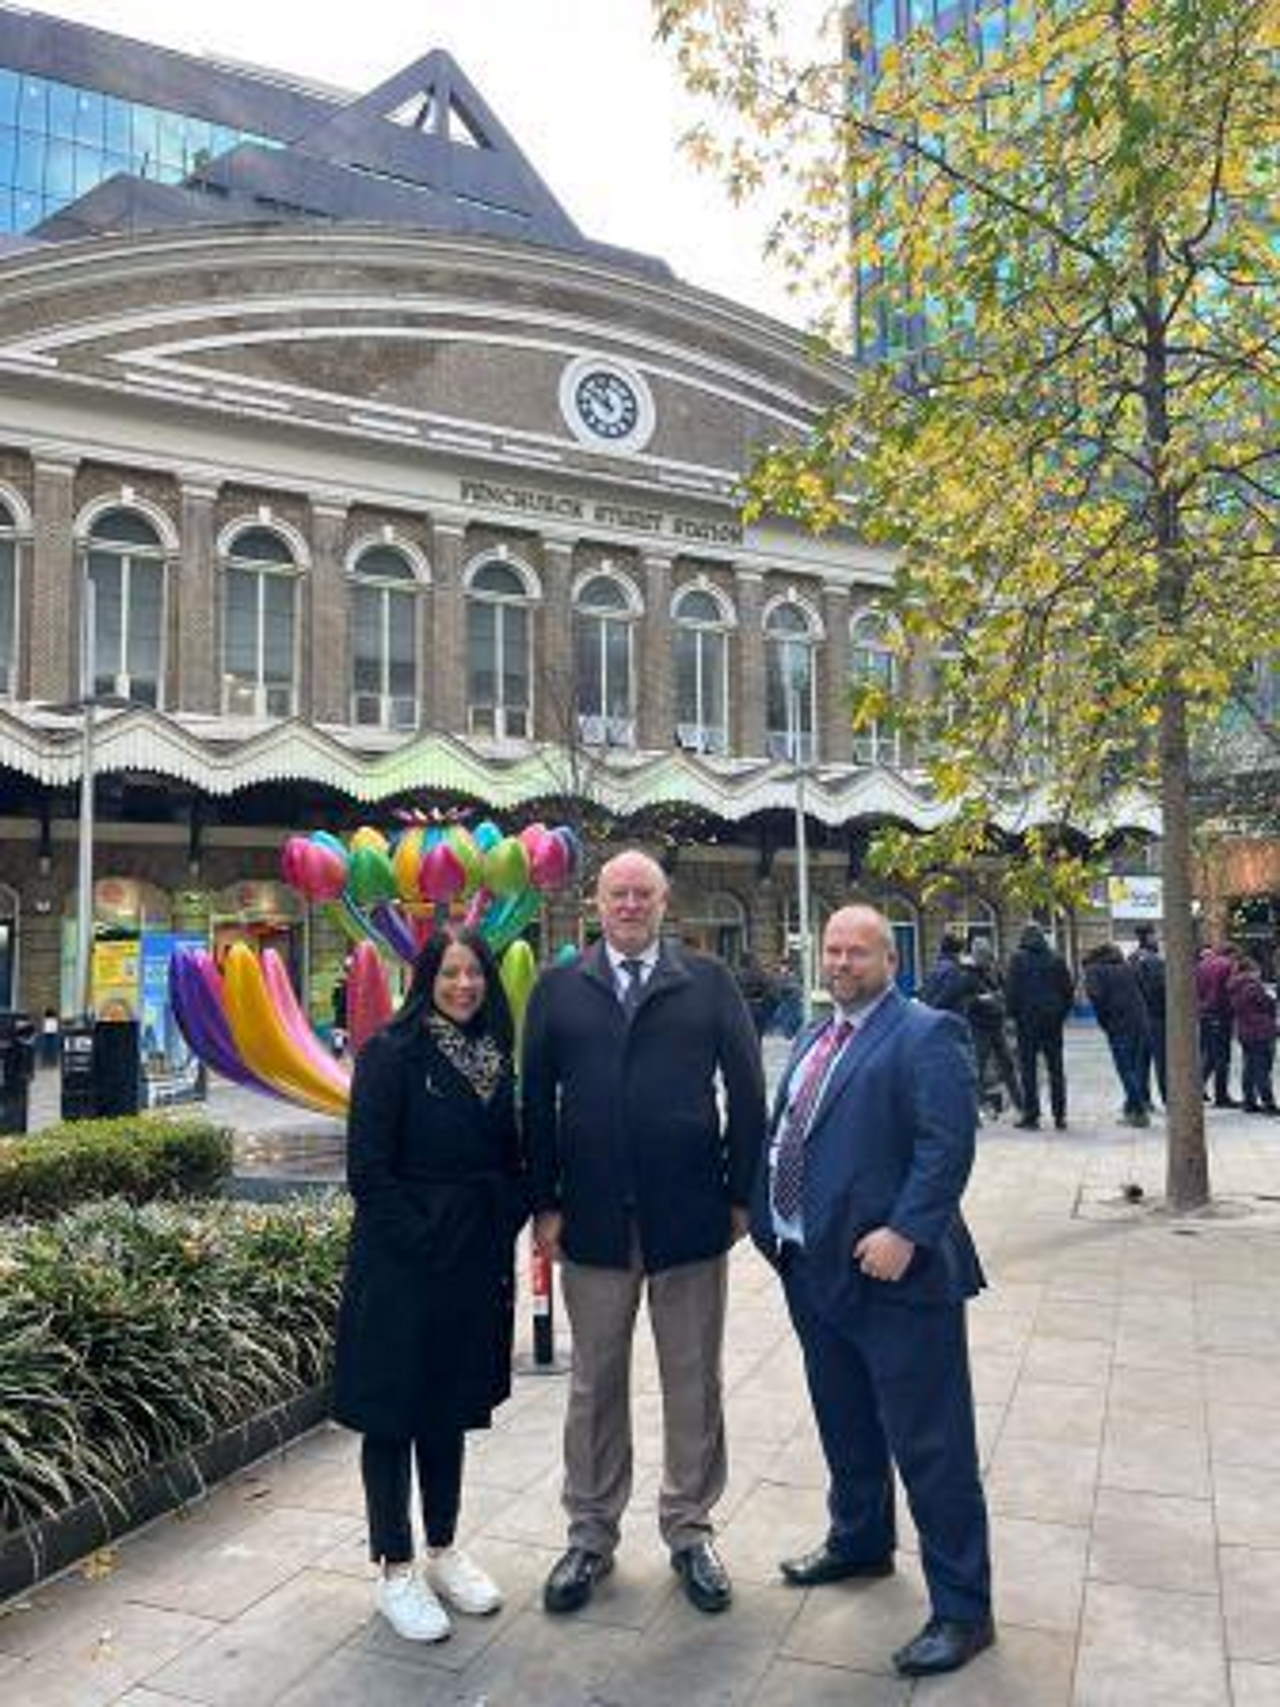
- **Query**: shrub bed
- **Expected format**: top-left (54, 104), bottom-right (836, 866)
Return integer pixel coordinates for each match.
top-left (0, 1116), bottom-right (233, 1219)
top-left (0, 1195), bottom-right (350, 1539)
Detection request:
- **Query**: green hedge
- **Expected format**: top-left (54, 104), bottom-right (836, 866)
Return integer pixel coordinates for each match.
top-left (0, 1116), bottom-right (233, 1219)
top-left (0, 1196), bottom-right (350, 1535)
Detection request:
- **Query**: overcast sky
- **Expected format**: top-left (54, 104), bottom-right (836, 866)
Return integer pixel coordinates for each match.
top-left (25, 0), bottom-right (833, 327)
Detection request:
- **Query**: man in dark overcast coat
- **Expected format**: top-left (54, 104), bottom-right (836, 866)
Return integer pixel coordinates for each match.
top-left (523, 849), bottom-right (765, 1617)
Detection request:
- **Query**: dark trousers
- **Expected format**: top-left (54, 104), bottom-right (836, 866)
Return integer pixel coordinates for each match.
top-left (973, 1024), bottom-right (1021, 1112)
top-left (1200, 1014), bottom-right (1233, 1102)
top-left (1148, 1016), bottom-right (1167, 1104)
top-left (361, 1431), bottom-right (465, 1564)
top-left (1241, 1039), bottom-right (1277, 1110)
top-left (1015, 1022), bottom-right (1066, 1124)
top-left (781, 1248), bottom-right (990, 1623)
top-left (1105, 1029), bottom-right (1151, 1115)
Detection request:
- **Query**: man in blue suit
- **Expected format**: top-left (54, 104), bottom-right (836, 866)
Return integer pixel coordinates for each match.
top-left (751, 904), bottom-right (993, 1678)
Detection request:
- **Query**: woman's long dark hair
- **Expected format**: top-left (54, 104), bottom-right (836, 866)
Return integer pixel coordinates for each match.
top-left (385, 925), bottom-right (514, 1052)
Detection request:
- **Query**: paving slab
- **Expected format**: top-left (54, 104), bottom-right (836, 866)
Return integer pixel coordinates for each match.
top-left (7, 1026), bottom-right (1280, 1704)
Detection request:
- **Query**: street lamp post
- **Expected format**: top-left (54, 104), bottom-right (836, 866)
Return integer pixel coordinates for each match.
top-left (74, 575), bottom-right (96, 1021)
top-left (786, 652), bottom-right (813, 1026)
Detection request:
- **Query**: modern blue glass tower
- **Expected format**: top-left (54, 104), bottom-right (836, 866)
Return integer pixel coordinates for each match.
top-left (0, 2), bottom-right (665, 276)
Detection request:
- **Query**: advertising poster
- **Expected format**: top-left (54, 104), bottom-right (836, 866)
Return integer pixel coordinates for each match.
top-left (91, 938), bottom-right (140, 1020)
top-left (138, 931), bottom-right (207, 1108)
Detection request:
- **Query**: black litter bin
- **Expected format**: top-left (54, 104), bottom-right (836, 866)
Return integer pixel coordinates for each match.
top-left (93, 1019), bottom-right (141, 1118)
top-left (0, 1011), bottom-right (37, 1135)
top-left (59, 1020), bottom-right (97, 1122)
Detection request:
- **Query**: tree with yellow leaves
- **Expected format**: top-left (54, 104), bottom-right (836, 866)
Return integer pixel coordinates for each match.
top-left (655, 0), bottom-right (1278, 1209)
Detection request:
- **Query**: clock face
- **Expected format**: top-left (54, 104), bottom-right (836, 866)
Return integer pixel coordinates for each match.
top-left (574, 369), bottom-right (641, 441)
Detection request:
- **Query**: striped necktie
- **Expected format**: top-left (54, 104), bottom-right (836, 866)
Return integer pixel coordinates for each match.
top-left (771, 1018), bottom-right (854, 1221)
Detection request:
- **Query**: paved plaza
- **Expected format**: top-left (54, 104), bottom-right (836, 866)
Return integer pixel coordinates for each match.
top-left (4, 1027), bottom-right (1280, 1705)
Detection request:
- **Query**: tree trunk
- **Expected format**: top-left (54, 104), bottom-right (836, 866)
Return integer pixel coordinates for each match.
top-left (1159, 683), bottom-right (1210, 1210)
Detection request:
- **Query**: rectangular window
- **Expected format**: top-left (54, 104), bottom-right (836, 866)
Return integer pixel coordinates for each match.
top-left (127, 561), bottom-right (163, 701)
top-left (467, 601), bottom-right (496, 707)
top-left (262, 574), bottom-right (293, 687)
top-left (104, 97), bottom-right (131, 157)
top-left (386, 590), bottom-right (415, 700)
top-left (870, 0), bottom-right (898, 51)
top-left (43, 138), bottom-right (74, 203)
top-left (0, 125), bottom-right (16, 192)
top-left (224, 567), bottom-right (257, 679)
top-left (88, 552), bottom-right (123, 693)
top-left (47, 81), bottom-right (77, 143)
top-left (73, 143), bottom-right (104, 198)
top-left (74, 88), bottom-right (104, 149)
top-left (0, 539), bottom-right (15, 697)
top-left (574, 617), bottom-right (602, 718)
top-left (351, 584), bottom-right (382, 695)
top-left (0, 69), bottom-right (18, 127)
top-left (15, 131), bottom-right (43, 196)
top-left (501, 606), bottom-right (529, 712)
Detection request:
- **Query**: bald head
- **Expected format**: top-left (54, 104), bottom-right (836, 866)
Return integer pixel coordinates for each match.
top-left (596, 849), bottom-right (669, 955)
top-left (823, 905), bottom-right (897, 1006)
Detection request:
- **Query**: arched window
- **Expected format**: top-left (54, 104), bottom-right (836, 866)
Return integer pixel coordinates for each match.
top-left (350, 543), bottom-right (420, 731)
top-left (884, 894), bottom-right (921, 994)
top-left (849, 607), bottom-right (901, 766)
top-left (86, 508), bottom-right (167, 707)
top-left (222, 525), bottom-right (299, 718)
top-left (0, 497), bottom-right (18, 699)
top-left (940, 893), bottom-right (999, 956)
top-left (765, 599), bottom-right (818, 762)
top-left (573, 572), bottom-right (637, 747)
top-left (679, 889), bottom-right (747, 964)
top-left (673, 585), bottom-right (731, 755)
top-left (466, 559), bottom-right (534, 740)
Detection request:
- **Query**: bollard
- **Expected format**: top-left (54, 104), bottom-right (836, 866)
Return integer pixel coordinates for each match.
top-left (530, 1238), bottom-right (555, 1367)
top-left (517, 1234), bottom-right (567, 1375)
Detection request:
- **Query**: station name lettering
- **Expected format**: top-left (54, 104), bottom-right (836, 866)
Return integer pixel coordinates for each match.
top-left (459, 480), bottom-right (743, 547)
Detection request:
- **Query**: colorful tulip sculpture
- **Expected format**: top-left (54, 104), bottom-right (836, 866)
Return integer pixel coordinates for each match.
top-left (169, 817), bottom-right (581, 1116)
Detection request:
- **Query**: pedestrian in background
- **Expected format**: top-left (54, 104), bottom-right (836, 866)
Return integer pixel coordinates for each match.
top-left (1196, 943), bottom-right (1239, 1107)
top-left (967, 939), bottom-right (1022, 1119)
top-left (1006, 925), bottom-right (1075, 1131)
top-left (1227, 955), bottom-right (1278, 1115)
top-left (1083, 942), bottom-right (1153, 1126)
top-left (333, 928), bottom-right (524, 1644)
top-left (920, 930), bottom-right (980, 1015)
top-left (1129, 926), bottom-right (1167, 1105)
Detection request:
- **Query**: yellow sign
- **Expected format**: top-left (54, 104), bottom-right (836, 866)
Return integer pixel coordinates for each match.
top-left (92, 939), bottom-right (140, 1021)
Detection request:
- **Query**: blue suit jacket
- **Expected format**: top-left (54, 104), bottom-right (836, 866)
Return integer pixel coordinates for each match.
top-left (750, 987), bottom-right (985, 1314)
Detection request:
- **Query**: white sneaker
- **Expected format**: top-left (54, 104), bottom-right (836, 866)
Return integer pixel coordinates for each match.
top-left (426, 1547), bottom-right (503, 1615)
top-left (375, 1570), bottom-right (452, 1642)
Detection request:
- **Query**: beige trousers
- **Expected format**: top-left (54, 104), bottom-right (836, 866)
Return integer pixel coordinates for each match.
top-left (560, 1244), bottom-right (728, 1556)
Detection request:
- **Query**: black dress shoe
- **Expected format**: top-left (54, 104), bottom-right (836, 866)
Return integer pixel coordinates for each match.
top-left (1014, 1117), bottom-right (1040, 1130)
top-left (543, 1547), bottom-right (612, 1614)
top-left (780, 1542), bottom-right (894, 1586)
top-left (671, 1539), bottom-right (732, 1613)
top-left (893, 1613), bottom-right (995, 1676)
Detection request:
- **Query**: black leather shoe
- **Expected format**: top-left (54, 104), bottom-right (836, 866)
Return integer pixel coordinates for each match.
top-left (1014, 1117), bottom-right (1040, 1130)
top-left (893, 1614), bottom-right (995, 1676)
top-left (671, 1540), bottom-right (732, 1613)
top-left (543, 1547), bottom-right (612, 1614)
top-left (780, 1542), bottom-right (894, 1586)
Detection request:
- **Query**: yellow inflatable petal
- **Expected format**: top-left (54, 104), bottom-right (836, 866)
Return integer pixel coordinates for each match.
top-left (223, 943), bottom-right (349, 1118)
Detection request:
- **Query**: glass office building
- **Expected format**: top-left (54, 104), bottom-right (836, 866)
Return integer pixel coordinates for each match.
top-left (0, 66), bottom-right (275, 234)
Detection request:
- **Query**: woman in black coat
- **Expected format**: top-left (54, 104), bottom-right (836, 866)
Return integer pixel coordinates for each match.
top-left (333, 926), bottom-right (524, 1643)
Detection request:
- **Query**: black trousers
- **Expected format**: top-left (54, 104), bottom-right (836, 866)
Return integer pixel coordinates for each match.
top-left (973, 1024), bottom-right (1022, 1112)
top-left (361, 1431), bottom-right (465, 1563)
top-left (1015, 1022), bottom-right (1066, 1124)
top-left (1241, 1039), bottom-right (1277, 1110)
top-left (781, 1248), bottom-right (990, 1622)
top-left (1200, 1015), bottom-right (1233, 1102)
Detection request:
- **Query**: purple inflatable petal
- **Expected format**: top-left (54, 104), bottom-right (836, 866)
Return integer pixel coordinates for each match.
top-left (169, 949), bottom-right (280, 1096)
top-left (370, 901), bottom-right (419, 964)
